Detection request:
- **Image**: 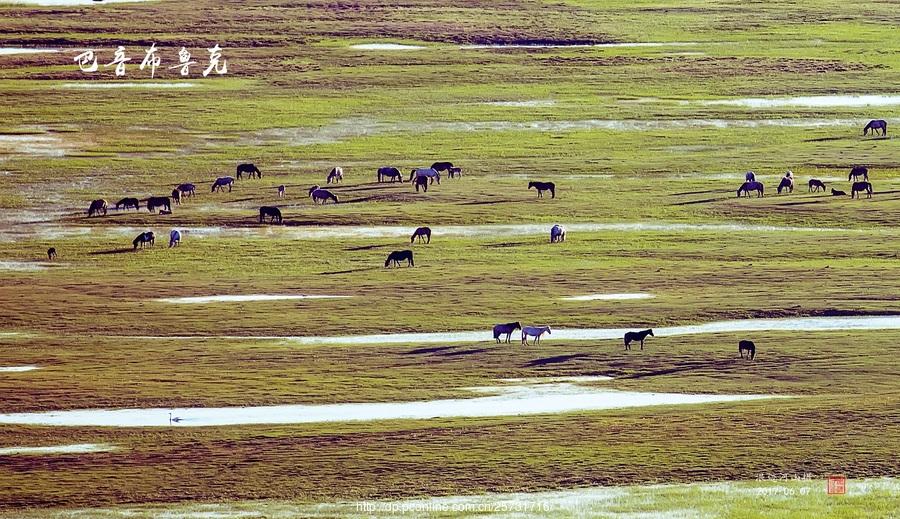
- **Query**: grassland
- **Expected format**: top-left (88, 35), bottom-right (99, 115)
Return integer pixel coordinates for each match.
top-left (0, 0), bottom-right (898, 516)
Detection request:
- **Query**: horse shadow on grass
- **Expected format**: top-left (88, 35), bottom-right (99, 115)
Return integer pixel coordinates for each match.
top-left (615, 358), bottom-right (738, 380)
top-left (319, 267), bottom-right (379, 275)
top-left (524, 353), bottom-right (593, 367)
top-left (89, 248), bottom-right (135, 255)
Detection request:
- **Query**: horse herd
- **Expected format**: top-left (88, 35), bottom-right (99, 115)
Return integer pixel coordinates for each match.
top-left (738, 166), bottom-right (875, 199)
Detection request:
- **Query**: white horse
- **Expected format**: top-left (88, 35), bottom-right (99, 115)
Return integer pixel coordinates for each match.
top-left (409, 168), bottom-right (440, 185)
top-left (550, 224), bottom-right (566, 243)
top-left (521, 325), bottom-right (551, 345)
top-left (169, 229), bottom-right (181, 248)
top-left (327, 167), bottom-right (343, 184)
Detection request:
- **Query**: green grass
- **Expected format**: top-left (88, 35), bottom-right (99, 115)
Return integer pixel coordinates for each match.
top-left (0, 0), bottom-right (898, 514)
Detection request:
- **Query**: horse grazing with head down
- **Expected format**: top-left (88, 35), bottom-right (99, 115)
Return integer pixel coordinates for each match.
top-left (236, 163), bottom-right (261, 179)
top-left (384, 250), bottom-right (414, 268)
top-left (521, 325), bottom-right (551, 346)
top-left (88, 199), bottom-right (108, 217)
top-left (777, 176), bottom-right (794, 194)
top-left (171, 189), bottom-right (182, 205)
top-left (737, 181), bottom-right (764, 198)
top-left (851, 181), bottom-right (873, 199)
top-left (169, 229), bottom-right (181, 248)
top-left (550, 224), bottom-right (566, 243)
top-left (411, 227), bottom-right (431, 244)
top-left (147, 196), bottom-right (171, 213)
top-left (849, 166), bottom-right (868, 182)
top-left (259, 206), bottom-right (283, 224)
top-left (377, 167), bottom-right (403, 183)
top-left (177, 183), bottom-right (196, 198)
top-left (739, 340), bottom-right (756, 360)
top-left (47, 247), bottom-right (57, 260)
top-left (808, 179), bottom-right (827, 192)
top-left (863, 120), bottom-right (887, 136)
top-left (448, 167), bottom-right (462, 179)
top-left (132, 231), bottom-right (155, 250)
top-left (624, 329), bottom-right (654, 350)
top-left (493, 322), bottom-right (521, 344)
top-left (115, 197), bottom-right (139, 211)
top-left (409, 168), bottom-right (440, 185)
top-left (212, 177), bottom-right (234, 193)
top-left (308, 186), bottom-right (338, 204)
top-left (528, 181), bottom-right (555, 199)
top-left (327, 167), bottom-right (343, 184)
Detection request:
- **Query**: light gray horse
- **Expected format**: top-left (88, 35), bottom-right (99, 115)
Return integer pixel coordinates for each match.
top-left (169, 229), bottom-right (181, 247)
top-left (409, 168), bottom-right (440, 185)
top-left (521, 325), bottom-right (551, 345)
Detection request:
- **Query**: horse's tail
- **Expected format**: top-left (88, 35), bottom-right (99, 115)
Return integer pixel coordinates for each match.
top-left (550, 186), bottom-right (556, 198)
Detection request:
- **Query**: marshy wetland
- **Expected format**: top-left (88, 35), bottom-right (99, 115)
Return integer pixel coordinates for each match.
top-left (0, 0), bottom-right (898, 517)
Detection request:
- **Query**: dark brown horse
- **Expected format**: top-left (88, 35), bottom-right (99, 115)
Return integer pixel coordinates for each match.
top-left (431, 162), bottom-right (454, 174)
top-left (115, 197), bottom-right (139, 211)
top-left (777, 176), bottom-right (794, 194)
top-left (831, 188), bottom-right (847, 196)
top-left (259, 206), bottom-right (282, 224)
top-left (236, 163), bottom-right (261, 179)
top-left (448, 166), bottom-right (462, 179)
top-left (493, 322), bottom-right (521, 344)
top-left (177, 183), bottom-right (196, 198)
top-left (808, 179), bottom-right (826, 192)
top-left (411, 226), bottom-right (431, 243)
top-left (132, 231), bottom-right (155, 250)
top-left (87, 199), bottom-right (108, 217)
top-left (377, 166), bottom-right (403, 182)
top-left (737, 181), bottom-right (764, 198)
top-left (624, 329), bottom-right (654, 351)
top-left (851, 181), bottom-right (873, 199)
top-left (863, 119), bottom-right (887, 136)
top-left (414, 176), bottom-right (429, 192)
top-left (171, 189), bottom-right (181, 205)
top-left (849, 166), bottom-right (868, 182)
top-left (739, 340), bottom-right (756, 360)
top-left (47, 247), bottom-right (57, 260)
top-left (528, 181), bottom-right (555, 198)
top-left (147, 196), bottom-right (172, 213)
top-left (385, 250), bottom-right (414, 267)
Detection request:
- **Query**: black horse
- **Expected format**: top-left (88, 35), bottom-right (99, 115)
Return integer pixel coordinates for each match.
top-left (448, 166), bottom-right (462, 179)
top-left (132, 231), bottom-right (155, 250)
top-left (528, 181), bottom-right (556, 199)
top-left (87, 199), bottom-right (108, 217)
top-left (47, 247), bottom-right (57, 260)
top-left (739, 340), bottom-right (756, 360)
top-left (492, 322), bottom-right (521, 344)
top-left (414, 176), bottom-right (429, 192)
top-left (431, 161), bottom-right (454, 174)
top-left (808, 179), bottom-right (827, 192)
top-left (115, 197), bottom-right (140, 211)
top-left (831, 188), bottom-right (847, 196)
top-left (171, 189), bottom-right (181, 205)
top-left (849, 166), bottom-right (868, 182)
top-left (411, 226), bottom-right (431, 244)
top-left (851, 181), bottom-right (873, 199)
top-left (624, 329), bottom-right (654, 351)
top-left (259, 206), bottom-right (283, 224)
top-left (385, 250), bottom-right (414, 267)
top-left (377, 167), bottom-right (403, 183)
top-left (236, 163), bottom-right (261, 179)
top-left (863, 119), bottom-right (887, 136)
top-left (147, 196), bottom-right (172, 213)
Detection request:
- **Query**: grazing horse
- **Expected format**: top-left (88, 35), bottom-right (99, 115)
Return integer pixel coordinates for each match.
top-left (851, 181), bottom-right (873, 199)
top-left (87, 199), bottom-right (108, 217)
top-left (47, 247), bottom-right (57, 260)
top-left (327, 167), bottom-right (343, 184)
top-left (147, 196), bottom-right (172, 213)
top-left (212, 177), bottom-right (235, 192)
top-left (377, 166), bottom-right (403, 183)
top-left (308, 186), bottom-right (339, 204)
top-left (745, 171), bottom-right (756, 182)
top-left (115, 197), bottom-right (139, 211)
top-left (739, 340), bottom-right (756, 360)
top-left (384, 250), bottom-right (414, 267)
top-left (259, 206), bottom-right (283, 224)
top-left (737, 181), bottom-right (764, 198)
top-left (831, 188), bottom-right (847, 196)
top-left (132, 231), bottom-right (155, 250)
top-left (278, 185), bottom-right (285, 198)
top-left (550, 224), bottom-right (566, 243)
top-left (409, 168), bottom-right (441, 185)
top-left (236, 163), bottom-right (261, 179)
top-left (777, 176), bottom-right (794, 194)
top-left (521, 325), bottom-right (551, 346)
top-left (448, 166), bottom-right (462, 179)
top-left (414, 175), bottom-right (430, 192)
top-left (528, 181), bottom-right (555, 199)
top-left (430, 162), bottom-right (454, 174)
top-left (169, 229), bottom-right (181, 248)
top-left (808, 179), bottom-right (827, 192)
top-left (177, 183), bottom-right (196, 198)
top-left (849, 166), bottom-right (868, 182)
top-left (411, 226), bottom-right (431, 244)
top-left (624, 329), bottom-right (654, 350)
top-left (863, 119), bottom-right (887, 136)
top-left (171, 189), bottom-right (181, 205)
top-left (492, 322), bottom-right (521, 344)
